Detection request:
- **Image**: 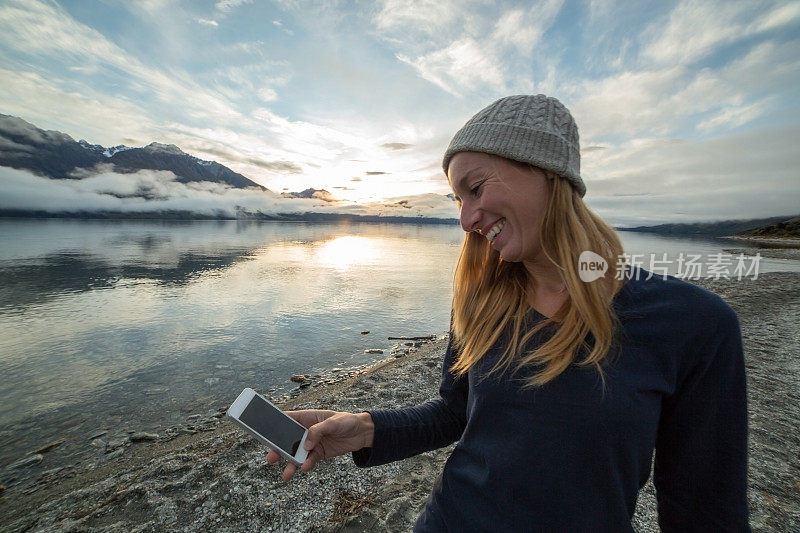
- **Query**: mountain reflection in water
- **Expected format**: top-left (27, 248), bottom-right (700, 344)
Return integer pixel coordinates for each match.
top-left (0, 219), bottom-right (463, 474)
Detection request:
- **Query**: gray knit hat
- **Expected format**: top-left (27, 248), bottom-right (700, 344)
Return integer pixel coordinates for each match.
top-left (442, 94), bottom-right (585, 197)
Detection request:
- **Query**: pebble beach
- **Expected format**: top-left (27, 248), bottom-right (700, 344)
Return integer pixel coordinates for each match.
top-left (1, 272), bottom-right (798, 532)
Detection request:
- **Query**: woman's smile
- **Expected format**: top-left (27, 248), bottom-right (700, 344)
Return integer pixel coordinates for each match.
top-left (484, 219), bottom-right (506, 243)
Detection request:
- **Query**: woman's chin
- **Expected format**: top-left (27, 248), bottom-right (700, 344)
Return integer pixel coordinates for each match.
top-left (496, 246), bottom-right (521, 262)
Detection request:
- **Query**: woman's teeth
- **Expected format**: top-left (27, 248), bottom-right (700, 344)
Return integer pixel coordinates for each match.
top-left (486, 220), bottom-right (505, 243)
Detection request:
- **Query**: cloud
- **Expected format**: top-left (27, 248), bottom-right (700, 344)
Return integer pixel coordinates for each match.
top-left (1, 0), bottom-right (797, 225)
top-left (573, 67), bottom-right (693, 138)
top-left (0, 69), bottom-right (155, 145)
top-left (573, 36), bottom-right (800, 140)
top-left (197, 18), bottom-right (219, 27)
top-left (0, 0), bottom-right (243, 129)
top-left (206, 61), bottom-right (291, 105)
top-left (215, 0), bottom-right (253, 13)
top-left (372, 0), bottom-right (460, 41)
top-left (640, 0), bottom-right (800, 67)
top-left (382, 142), bottom-right (413, 150)
top-left (246, 159), bottom-right (303, 174)
top-left (755, 1), bottom-right (800, 32)
top-left (491, 1), bottom-right (563, 54)
top-left (583, 124), bottom-right (800, 225)
top-left (258, 88), bottom-right (278, 102)
top-left (272, 19), bottom-right (294, 35)
top-left (582, 145), bottom-right (607, 153)
top-left (398, 39), bottom-right (507, 97)
top-left (377, 0), bottom-right (563, 96)
top-left (0, 166), bottom-right (458, 219)
top-left (0, 1), bottom-right (468, 204)
top-left (156, 111), bottom-right (434, 199)
top-left (696, 101), bottom-right (766, 132)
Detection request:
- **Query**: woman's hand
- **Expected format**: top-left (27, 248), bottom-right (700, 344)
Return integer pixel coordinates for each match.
top-left (266, 409), bottom-right (374, 481)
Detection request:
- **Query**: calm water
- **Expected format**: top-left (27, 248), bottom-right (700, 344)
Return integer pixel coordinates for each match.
top-left (0, 219), bottom-right (798, 473)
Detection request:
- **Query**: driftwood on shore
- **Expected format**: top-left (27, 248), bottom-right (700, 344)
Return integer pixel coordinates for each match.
top-left (1, 273), bottom-right (798, 532)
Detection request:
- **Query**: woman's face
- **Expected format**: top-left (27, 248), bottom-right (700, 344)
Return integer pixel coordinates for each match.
top-left (448, 151), bottom-right (551, 264)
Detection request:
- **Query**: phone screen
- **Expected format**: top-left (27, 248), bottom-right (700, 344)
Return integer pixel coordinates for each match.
top-left (239, 394), bottom-right (305, 456)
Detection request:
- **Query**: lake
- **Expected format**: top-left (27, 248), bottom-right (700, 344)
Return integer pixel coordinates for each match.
top-left (0, 218), bottom-right (797, 474)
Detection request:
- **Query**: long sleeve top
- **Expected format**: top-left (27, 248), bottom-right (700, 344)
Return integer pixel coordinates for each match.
top-left (353, 271), bottom-right (750, 532)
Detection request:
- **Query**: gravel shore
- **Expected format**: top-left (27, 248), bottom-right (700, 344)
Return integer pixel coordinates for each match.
top-left (1, 272), bottom-right (798, 532)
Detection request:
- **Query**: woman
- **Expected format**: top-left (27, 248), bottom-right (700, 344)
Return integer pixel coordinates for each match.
top-left (267, 95), bottom-right (750, 531)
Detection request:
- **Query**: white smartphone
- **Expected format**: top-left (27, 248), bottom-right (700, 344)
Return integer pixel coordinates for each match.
top-left (227, 388), bottom-right (309, 466)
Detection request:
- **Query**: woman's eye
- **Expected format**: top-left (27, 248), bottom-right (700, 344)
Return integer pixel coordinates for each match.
top-left (470, 182), bottom-right (483, 196)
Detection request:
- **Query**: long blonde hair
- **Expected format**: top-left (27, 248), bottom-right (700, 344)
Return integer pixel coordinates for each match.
top-left (450, 168), bottom-right (625, 387)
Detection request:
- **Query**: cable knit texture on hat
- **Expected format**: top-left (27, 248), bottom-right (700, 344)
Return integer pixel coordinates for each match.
top-left (442, 94), bottom-right (585, 197)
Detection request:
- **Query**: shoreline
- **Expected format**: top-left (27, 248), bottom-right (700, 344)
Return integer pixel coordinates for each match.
top-left (728, 235), bottom-right (800, 247)
top-left (726, 235), bottom-right (800, 250)
top-left (0, 338), bottom-right (437, 489)
top-left (0, 337), bottom-right (449, 530)
top-left (722, 235), bottom-right (800, 262)
top-left (2, 273), bottom-right (799, 531)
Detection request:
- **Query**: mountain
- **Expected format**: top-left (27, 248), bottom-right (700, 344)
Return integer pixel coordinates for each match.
top-left (736, 216), bottom-right (800, 239)
top-left (0, 114), bottom-right (264, 190)
top-left (281, 188), bottom-right (336, 202)
top-left (109, 143), bottom-right (262, 189)
top-left (0, 115), bottom-right (107, 179)
top-left (618, 215), bottom-right (798, 237)
top-left (0, 114), bottom-right (457, 224)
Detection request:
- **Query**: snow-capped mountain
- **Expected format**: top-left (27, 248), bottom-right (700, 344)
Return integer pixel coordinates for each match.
top-left (1, 114), bottom-right (264, 190)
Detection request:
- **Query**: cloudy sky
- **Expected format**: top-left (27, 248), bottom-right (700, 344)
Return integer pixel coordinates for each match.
top-left (0, 0), bottom-right (799, 225)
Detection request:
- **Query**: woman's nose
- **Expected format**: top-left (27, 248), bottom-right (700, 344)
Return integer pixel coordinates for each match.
top-left (459, 201), bottom-right (480, 233)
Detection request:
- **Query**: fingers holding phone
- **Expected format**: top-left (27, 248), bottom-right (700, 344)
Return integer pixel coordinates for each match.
top-left (269, 410), bottom-right (375, 478)
top-left (301, 411), bottom-right (375, 461)
top-left (264, 448), bottom-right (299, 481)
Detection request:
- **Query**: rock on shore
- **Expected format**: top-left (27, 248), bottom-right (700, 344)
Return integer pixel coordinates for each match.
top-left (1, 272), bottom-right (798, 532)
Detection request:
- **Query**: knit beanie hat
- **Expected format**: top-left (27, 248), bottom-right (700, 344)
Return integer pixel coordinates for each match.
top-left (442, 94), bottom-right (585, 197)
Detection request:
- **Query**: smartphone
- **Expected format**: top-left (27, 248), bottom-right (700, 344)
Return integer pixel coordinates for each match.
top-left (227, 388), bottom-right (309, 466)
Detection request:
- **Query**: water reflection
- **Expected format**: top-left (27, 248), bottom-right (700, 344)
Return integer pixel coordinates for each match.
top-left (316, 236), bottom-right (383, 270)
top-left (0, 249), bottom-right (250, 312)
top-left (0, 219), bottom-right (464, 313)
top-left (0, 219), bottom-right (464, 474)
top-left (0, 219), bottom-right (796, 479)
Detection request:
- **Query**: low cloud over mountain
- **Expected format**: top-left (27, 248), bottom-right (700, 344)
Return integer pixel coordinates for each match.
top-left (0, 115), bottom-right (458, 221)
top-left (0, 166), bottom-right (458, 220)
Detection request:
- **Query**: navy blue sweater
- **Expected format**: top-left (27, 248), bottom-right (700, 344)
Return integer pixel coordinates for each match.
top-left (353, 272), bottom-right (750, 531)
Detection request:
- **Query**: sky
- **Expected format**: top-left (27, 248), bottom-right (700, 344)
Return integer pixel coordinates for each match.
top-left (0, 0), bottom-right (799, 225)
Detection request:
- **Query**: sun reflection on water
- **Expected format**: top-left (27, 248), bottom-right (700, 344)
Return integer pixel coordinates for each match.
top-left (315, 235), bottom-right (382, 270)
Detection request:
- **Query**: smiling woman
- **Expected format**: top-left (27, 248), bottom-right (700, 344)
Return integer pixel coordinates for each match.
top-left (268, 94), bottom-right (751, 533)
